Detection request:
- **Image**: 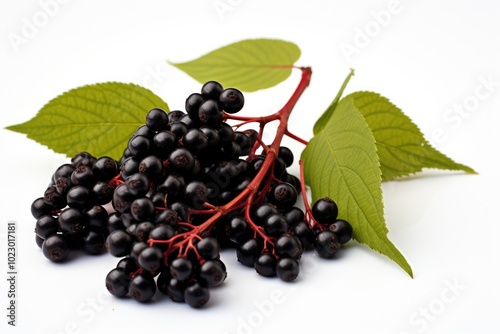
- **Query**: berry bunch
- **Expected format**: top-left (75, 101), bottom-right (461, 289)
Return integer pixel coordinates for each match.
top-left (31, 75), bottom-right (354, 308)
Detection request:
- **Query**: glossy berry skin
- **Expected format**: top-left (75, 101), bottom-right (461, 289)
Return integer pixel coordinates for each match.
top-left (79, 229), bottom-right (105, 255)
top-left (201, 81), bottom-right (223, 99)
top-left (146, 108), bottom-right (169, 131)
top-left (92, 156), bottom-right (119, 181)
top-left (276, 257), bottom-right (300, 282)
top-left (312, 197), bottom-right (339, 225)
top-left (199, 259), bottom-right (227, 287)
top-left (58, 208), bottom-right (87, 235)
top-left (31, 197), bottom-right (53, 219)
top-left (291, 221), bottom-right (315, 249)
top-left (138, 155), bottom-right (164, 181)
top-left (219, 88), bottom-right (244, 114)
top-left (228, 215), bottom-right (251, 244)
top-left (328, 219), bottom-right (353, 244)
top-left (168, 148), bottom-right (195, 174)
top-left (138, 246), bottom-right (164, 273)
top-left (284, 207), bottom-right (305, 227)
top-left (250, 203), bottom-right (280, 226)
top-left (153, 131), bottom-right (177, 159)
top-left (314, 230), bottom-right (341, 258)
top-left (112, 184), bottom-right (135, 214)
top-left (184, 282), bottom-right (210, 308)
top-left (184, 181), bottom-right (208, 209)
top-left (71, 164), bottom-right (96, 187)
top-left (237, 238), bottom-right (263, 267)
top-left (130, 197), bottom-right (155, 221)
top-left (185, 93), bottom-right (205, 119)
top-left (275, 235), bottom-right (303, 260)
top-left (125, 173), bottom-right (150, 198)
top-left (198, 100), bottom-right (222, 125)
top-left (42, 234), bottom-right (71, 262)
top-left (128, 135), bottom-right (152, 159)
top-left (195, 237), bottom-right (220, 261)
top-left (278, 146), bottom-right (294, 167)
top-left (182, 128), bottom-right (208, 153)
top-left (43, 186), bottom-right (66, 209)
top-left (66, 185), bottom-right (94, 211)
top-left (35, 215), bottom-right (58, 239)
top-left (263, 214), bottom-right (288, 237)
top-left (105, 230), bottom-right (134, 257)
top-left (267, 182), bottom-right (298, 210)
top-left (170, 258), bottom-right (193, 281)
top-left (105, 268), bottom-right (130, 298)
top-left (116, 257), bottom-right (138, 274)
top-left (254, 253), bottom-right (277, 277)
top-left (128, 273), bottom-right (156, 303)
top-left (134, 222), bottom-right (155, 242)
top-left (92, 182), bottom-right (114, 205)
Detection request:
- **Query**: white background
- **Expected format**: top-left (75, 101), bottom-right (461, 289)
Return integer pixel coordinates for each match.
top-left (1, 0), bottom-right (499, 333)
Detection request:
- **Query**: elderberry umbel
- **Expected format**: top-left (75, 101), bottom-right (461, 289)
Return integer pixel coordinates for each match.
top-left (31, 73), bottom-right (354, 309)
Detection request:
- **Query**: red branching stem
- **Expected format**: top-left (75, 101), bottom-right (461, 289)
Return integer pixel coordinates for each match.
top-left (285, 130), bottom-right (309, 145)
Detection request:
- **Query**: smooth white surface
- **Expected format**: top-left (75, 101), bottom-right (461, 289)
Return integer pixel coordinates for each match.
top-left (1, 1), bottom-right (499, 333)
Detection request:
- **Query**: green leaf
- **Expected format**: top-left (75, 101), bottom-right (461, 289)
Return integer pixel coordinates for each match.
top-left (6, 82), bottom-right (169, 160)
top-left (347, 91), bottom-right (476, 181)
top-left (313, 68), bottom-right (355, 135)
top-left (301, 98), bottom-right (413, 277)
top-left (169, 39), bottom-right (301, 92)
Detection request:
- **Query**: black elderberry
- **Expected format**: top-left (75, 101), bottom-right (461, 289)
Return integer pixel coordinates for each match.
top-left (66, 185), bottom-right (94, 210)
top-left (184, 281), bottom-right (210, 308)
top-left (105, 268), bottom-right (130, 298)
top-left (219, 88), bottom-right (244, 114)
top-left (70, 164), bottom-right (96, 187)
top-left (92, 181), bottom-right (114, 205)
top-left (201, 81), bottom-right (223, 100)
top-left (314, 230), bottom-right (341, 258)
top-left (146, 108), bottom-right (169, 131)
top-left (312, 197), bottom-right (339, 225)
top-left (263, 213), bottom-right (288, 237)
top-left (275, 235), bottom-right (303, 260)
top-left (254, 253), bottom-right (277, 277)
top-left (168, 148), bottom-right (195, 174)
top-left (198, 259), bottom-right (227, 287)
top-left (35, 215), bottom-right (58, 239)
top-left (138, 246), bottom-right (164, 272)
top-left (128, 273), bottom-right (156, 303)
top-left (58, 207), bottom-right (87, 235)
top-left (195, 237), bottom-right (220, 261)
top-left (237, 238), bottom-right (263, 267)
top-left (79, 229), bottom-right (105, 255)
top-left (42, 234), bottom-right (71, 262)
top-left (276, 257), bottom-right (300, 282)
top-left (130, 197), bottom-right (155, 221)
top-left (31, 197), bottom-right (54, 219)
top-left (290, 221), bottom-right (315, 249)
top-left (185, 93), bottom-right (205, 119)
top-left (105, 230), bottom-right (134, 257)
top-left (170, 257), bottom-right (193, 281)
top-left (328, 219), bottom-right (353, 244)
top-left (125, 173), bottom-right (150, 198)
top-left (267, 182), bottom-right (298, 210)
top-left (199, 100), bottom-right (222, 125)
top-left (92, 156), bottom-right (119, 181)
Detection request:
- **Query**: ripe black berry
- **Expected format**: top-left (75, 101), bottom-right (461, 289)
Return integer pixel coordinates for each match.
top-left (170, 257), bottom-right (193, 281)
top-left (184, 282), bottom-right (210, 308)
top-left (105, 230), bottom-right (134, 257)
top-left (198, 259), bottom-right (227, 287)
top-left (58, 207), bottom-right (87, 235)
top-left (312, 197), bottom-right (339, 225)
top-left (219, 88), bottom-right (244, 114)
top-left (198, 100), bottom-right (222, 125)
top-left (328, 219), bottom-right (353, 244)
top-left (314, 230), bottom-right (341, 258)
top-left (254, 253), bottom-right (277, 277)
top-left (146, 108), bottom-right (169, 131)
top-left (276, 257), bottom-right (300, 282)
top-left (267, 182), bottom-right (298, 210)
top-left (42, 234), bottom-right (71, 262)
top-left (275, 235), bottom-right (303, 260)
top-left (138, 246), bottom-right (164, 272)
top-left (128, 273), bottom-right (156, 303)
top-left (201, 81), bottom-right (223, 99)
top-left (237, 238), bottom-right (263, 267)
top-left (105, 268), bottom-right (130, 298)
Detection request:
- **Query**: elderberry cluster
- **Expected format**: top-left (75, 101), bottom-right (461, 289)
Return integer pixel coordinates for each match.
top-left (30, 80), bottom-right (354, 308)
